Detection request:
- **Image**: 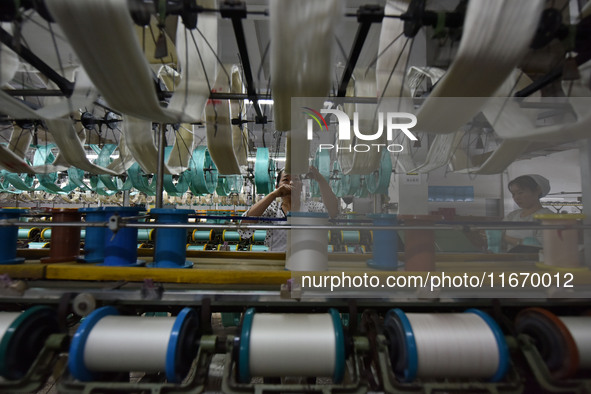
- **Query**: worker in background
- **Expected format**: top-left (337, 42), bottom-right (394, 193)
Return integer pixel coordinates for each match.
top-left (239, 166), bottom-right (339, 251)
top-left (502, 174), bottom-right (553, 252)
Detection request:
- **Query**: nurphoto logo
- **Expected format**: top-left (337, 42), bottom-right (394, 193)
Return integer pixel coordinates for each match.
top-left (304, 108), bottom-right (418, 153)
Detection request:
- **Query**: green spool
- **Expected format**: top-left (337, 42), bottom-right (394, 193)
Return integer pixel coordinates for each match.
top-left (250, 245), bottom-right (269, 252)
top-left (342, 231), bottom-right (361, 244)
top-left (192, 230), bottom-right (212, 242)
top-left (188, 146), bottom-right (218, 195)
top-left (18, 227), bottom-right (40, 240)
top-left (366, 151), bottom-right (391, 194)
top-left (254, 148), bottom-right (275, 195)
top-left (187, 244), bottom-right (206, 251)
top-left (222, 230), bottom-right (241, 242)
top-left (137, 229), bottom-right (153, 241)
top-left (253, 230), bottom-right (266, 243)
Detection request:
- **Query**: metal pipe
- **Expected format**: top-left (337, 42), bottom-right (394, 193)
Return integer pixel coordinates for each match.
top-left (5, 221), bottom-right (590, 232)
top-left (155, 123), bottom-right (166, 208)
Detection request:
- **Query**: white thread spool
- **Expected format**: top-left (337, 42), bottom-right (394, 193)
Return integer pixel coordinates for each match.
top-left (238, 308), bottom-right (345, 383)
top-left (560, 317), bottom-right (591, 370)
top-left (0, 313), bottom-right (19, 339)
top-left (286, 212), bottom-right (329, 271)
top-left (384, 309), bottom-right (509, 382)
top-left (68, 306), bottom-right (198, 383)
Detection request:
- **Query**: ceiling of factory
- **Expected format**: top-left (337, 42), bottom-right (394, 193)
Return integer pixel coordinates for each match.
top-left (0, 0), bottom-right (589, 177)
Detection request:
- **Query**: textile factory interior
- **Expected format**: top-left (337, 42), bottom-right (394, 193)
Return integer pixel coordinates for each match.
top-left (0, 0), bottom-right (591, 392)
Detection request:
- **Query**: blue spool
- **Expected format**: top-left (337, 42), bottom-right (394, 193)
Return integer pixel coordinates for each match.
top-left (80, 207), bottom-right (106, 263)
top-left (385, 308), bottom-right (509, 382)
top-left (367, 214), bottom-right (399, 270)
top-left (68, 306), bottom-right (198, 383)
top-left (150, 209), bottom-right (194, 268)
top-left (102, 206), bottom-right (142, 267)
top-left (0, 209), bottom-right (25, 264)
top-left (68, 306), bottom-right (119, 381)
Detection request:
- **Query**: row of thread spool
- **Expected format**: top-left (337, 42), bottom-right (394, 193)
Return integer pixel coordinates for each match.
top-left (0, 207), bottom-right (210, 267)
top-left (14, 219), bottom-right (370, 254)
top-left (17, 226), bottom-right (271, 252)
top-left (1, 305), bottom-right (591, 391)
top-left (4, 209), bottom-right (584, 270)
top-left (1, 207), bottom-right (277, 266)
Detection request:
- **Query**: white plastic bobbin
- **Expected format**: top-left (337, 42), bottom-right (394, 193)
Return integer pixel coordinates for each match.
top-left (384, 309), bottom-right (509, 382)
top-left (72, 293), bottom-right (96, 317)
top-left (238, 308), bottom-right (345, 383)
top-left (68, 306), bottom-right (199, 383)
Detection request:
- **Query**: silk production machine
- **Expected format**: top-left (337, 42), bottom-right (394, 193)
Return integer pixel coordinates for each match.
top-left (1, 0), bottom-right (591, 393)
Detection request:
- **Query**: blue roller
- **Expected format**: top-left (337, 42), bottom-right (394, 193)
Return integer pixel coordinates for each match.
top-left (80, 207), bottom-right (106, 263)
top-left (367, 214), bottom-right (399, 270)
top-left (102, 206), bottom-right (143, 266)
top-left (150, 209), bottom-right (194, 268)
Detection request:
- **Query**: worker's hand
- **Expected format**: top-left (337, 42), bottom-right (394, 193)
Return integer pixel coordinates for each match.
top-left (306, 166), bottom-right (323, 182)
top-left (273, 184), bottom-right (293, 198)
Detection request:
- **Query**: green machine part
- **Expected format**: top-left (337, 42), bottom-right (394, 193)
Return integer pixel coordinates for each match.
top-left (188, 146), bottom-right (218, 195)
